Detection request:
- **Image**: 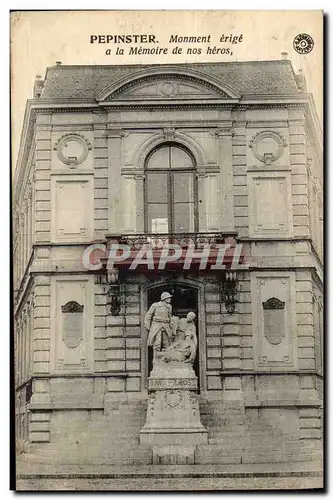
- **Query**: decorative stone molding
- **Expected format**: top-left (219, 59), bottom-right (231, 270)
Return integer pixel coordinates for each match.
top-left (26, 181), bottom-right (33, 201)
top-left (19, 213), bottom-right (24, 228)
top-left (13, 206), bottom-right (19, 221)
top-left (133, 172), bottom-right (145, 181)
top-left (318, 296), bottom-right (323, 311)
top-left (26, 293), bottom-right (35, 311)
top-left (96, 68), bottom-right (241, 101)
top-left (212, 128), bottom-right (233, 138)
top-left (165, 390), bottom-right (184, 409)
top-left (53, 133), bottom-right (92, 166)
top-left (133, 129), bottom-right (208, 170)
top-left (312, 177), bottom-right (320, 194)
top-left (163, 128), bottom-right (176, 140)
top-left (56, 358), bottom-right (64, 368)
top-left (221, 271), bottom-right (238, 314)
top-left (105, 128), bottom-right (126, 138)
top-left (262, 297), bottom-right (285, 310)
top-left (249, 130), bottom-right (287, 165)
top-left (13, 208), bottom-right (20, 239)
top-left (159, 81), bottom-right (179, 97)
top-left (313, 293), bottom-right (323, 312)
top-left (306, 156), bottom-right (313, 176)
top-left (22, 198), bottom-right (29, 211)
top-left (61, 301), bottom-right (84, 313)
top-left (96, 266), bottom-right (122, 316)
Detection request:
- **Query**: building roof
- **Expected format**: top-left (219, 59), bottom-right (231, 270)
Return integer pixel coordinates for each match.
top-left (40, 60), bottom-right (301, 99)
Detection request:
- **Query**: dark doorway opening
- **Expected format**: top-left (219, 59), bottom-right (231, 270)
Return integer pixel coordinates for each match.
top-left (147, 284), bottom-right (199, 391)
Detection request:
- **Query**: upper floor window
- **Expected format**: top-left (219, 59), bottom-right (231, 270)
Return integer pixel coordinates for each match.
top-left (145, 144), bottom-right (198, 234)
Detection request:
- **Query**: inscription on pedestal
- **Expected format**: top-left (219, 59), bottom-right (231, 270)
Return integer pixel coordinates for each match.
top-left (149, 378), bottom-right (197, 390)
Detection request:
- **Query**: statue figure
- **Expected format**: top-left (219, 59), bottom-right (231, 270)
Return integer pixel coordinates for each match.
top-left (158, 312), bottom-right (197, 364)
top-left (171, 315), bottom-right (180, 342)
top-left (145, 292), bottom-right (173, 355)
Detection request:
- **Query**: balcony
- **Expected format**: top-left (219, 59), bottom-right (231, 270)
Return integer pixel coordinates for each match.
top-left (104, 232), bottom-right (244, 271)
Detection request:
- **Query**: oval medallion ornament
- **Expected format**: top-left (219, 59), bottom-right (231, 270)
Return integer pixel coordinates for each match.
top-left (159, 81), bottom-right (178, 97)
top-left (54, 133), bottom-right (92, 167)
top-left (61, 301), bottom-right (84, 348)
top-left (249, 131), bottom-right (287, 165)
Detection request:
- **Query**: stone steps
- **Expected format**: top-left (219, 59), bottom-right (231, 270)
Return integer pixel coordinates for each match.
top-left (19, 444), bottom-right (153, 466)
top-left (24, 400), bottom-right (323, 473)
top-left (200, 439), bottom-right (321, 451)
top-left (207, 428), bottom-right (282, 438)
top-left (16, 462), bottom-right (323, 491)
top-left (21, 440), bottom-right (323, 468)
top-left (197, 436), bottom-right (322, 454)
top-left (240, 451), bottom-right (323, 465)
top-left (26, 426), bottom-right (322, 466)
top-left (195, 448), bottom-right (322, 465)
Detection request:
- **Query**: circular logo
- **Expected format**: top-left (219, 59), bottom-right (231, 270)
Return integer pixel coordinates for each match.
top-left (293, 33), bottom-right (314, 54)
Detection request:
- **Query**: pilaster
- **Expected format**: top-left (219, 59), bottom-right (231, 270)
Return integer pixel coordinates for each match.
top-left (93, 116), bottom-right (108, 240)
top-left (34, 115), bottom-right (52, 244)
top-left (215, 128), bottom-right (235, 231)
top-left (107, 128), bottom-right (124, 234)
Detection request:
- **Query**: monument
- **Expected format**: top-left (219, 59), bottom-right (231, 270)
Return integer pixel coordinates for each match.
top-left (140, 292), bottom-right (208, 464)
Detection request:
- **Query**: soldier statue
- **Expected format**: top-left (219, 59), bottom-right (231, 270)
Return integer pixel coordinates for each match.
top-left (144, 291), bottom-right (173, 355)
top-left (160, 312), bottom-right (197, 364)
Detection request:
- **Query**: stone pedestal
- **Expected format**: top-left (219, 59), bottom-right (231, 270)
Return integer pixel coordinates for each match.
top-left (139, 361), bottom-right (208, 447)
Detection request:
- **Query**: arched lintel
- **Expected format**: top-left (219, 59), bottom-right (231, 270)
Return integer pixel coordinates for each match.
top-left (133, 130), bottom-right (208, 170)
top-left (141, 275), bottom-right (206, 293)
top-left (96, 66), bottom-right (241, 102)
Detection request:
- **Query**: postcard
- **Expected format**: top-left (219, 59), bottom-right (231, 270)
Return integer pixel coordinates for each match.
top-left (11, 10), bottom-right (323, 491)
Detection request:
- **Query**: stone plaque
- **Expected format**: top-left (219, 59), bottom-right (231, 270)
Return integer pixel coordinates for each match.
top-left (61, 301), bottom-right (84, 349)
top-left (263, 297), bottom-right (285, 345)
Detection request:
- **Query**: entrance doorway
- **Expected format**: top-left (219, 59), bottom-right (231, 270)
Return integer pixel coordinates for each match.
top-left (147, 283), bottom-right (200, 390)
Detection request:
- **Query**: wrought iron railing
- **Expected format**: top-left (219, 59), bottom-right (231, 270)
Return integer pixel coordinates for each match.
top-left (113, 232), bottom-right (238, 250)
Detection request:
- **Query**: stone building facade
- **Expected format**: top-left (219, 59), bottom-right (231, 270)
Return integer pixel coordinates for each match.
top-left (14, 60), bottom-right (323, 481)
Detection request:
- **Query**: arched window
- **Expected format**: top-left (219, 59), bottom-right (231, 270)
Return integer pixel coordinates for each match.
top-left (144, 144), bottom-right (198, 233)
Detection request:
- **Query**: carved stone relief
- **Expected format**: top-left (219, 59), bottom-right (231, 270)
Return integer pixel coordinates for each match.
top-left (159, 81), bottom-right (179, 97)
top-left (165, 390), bottom-right (184, 409)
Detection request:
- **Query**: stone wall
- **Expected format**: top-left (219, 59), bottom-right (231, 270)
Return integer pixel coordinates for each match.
top-left (13, 83), bottom-right (323, 455)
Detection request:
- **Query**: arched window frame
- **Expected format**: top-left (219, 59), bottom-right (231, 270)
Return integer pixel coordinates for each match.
top-left (144, 143), bottom-right (199, 234)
